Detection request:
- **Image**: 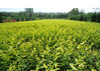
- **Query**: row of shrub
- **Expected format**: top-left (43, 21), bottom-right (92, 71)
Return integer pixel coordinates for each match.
top-left (0, 20), bottom-right (100, 70)
top-left (1, 17), bottom-right (40, 22)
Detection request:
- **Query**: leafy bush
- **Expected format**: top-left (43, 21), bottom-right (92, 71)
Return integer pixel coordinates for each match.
top-left (0, 20), bottom-right (100, 71)
top-left (6, 17), bottom-right (12, 22)
top-left (35, 18), bottom-right (40, 20)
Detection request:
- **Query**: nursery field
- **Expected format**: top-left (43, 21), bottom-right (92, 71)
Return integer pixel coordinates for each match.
top-left (0, 19), bottom-right (100, 71)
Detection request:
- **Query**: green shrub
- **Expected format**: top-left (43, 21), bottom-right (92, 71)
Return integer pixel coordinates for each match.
top-left (0, 20), bottom-right (100, 71)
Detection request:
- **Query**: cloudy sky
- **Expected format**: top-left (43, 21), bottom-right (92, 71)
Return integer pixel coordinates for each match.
top-left (0, 0), bottom-right (100, 13)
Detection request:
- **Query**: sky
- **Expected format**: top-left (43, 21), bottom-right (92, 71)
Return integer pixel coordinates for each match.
top-left (0, 8), bottom-right (94, 13)
top-left (0, 0), bottom-right (100, 13)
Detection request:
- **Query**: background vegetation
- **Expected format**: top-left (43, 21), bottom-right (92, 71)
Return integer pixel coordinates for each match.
top-left (0, 8), bottom-right (100, 23)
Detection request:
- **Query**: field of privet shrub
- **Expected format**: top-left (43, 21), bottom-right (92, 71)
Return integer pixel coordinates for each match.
top-left (0, 19), bottom-right (100, 71)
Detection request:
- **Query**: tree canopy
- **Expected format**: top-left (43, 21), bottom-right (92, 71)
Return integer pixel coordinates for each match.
top-left (25, 8), bottom-right (33, 14)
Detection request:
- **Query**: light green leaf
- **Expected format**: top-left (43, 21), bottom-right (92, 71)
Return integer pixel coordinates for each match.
top-left (70, 63), bottom-right (78, 70)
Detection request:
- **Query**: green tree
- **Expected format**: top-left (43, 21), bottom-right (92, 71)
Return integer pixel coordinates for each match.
top-left (0, 13), bottom-right (2, 23)
top-left (25, 8), bottom-right (34, 18)
top-left (25, 8), bottom-right (33, 14)
top-left (17, 17), bottom-right (19, 21)
top-left (68, 8), bottom-right (79, 17)
top-left (21, 17), bottom-right (24, 21)
top-left (87, 13), bottom-right (93, 21)
top-left (96, 13), bottom-right (100, 22)
top-left (7, 17), bottom-right (12, 22)
top-left (91, 12), bottom-right (96, 22)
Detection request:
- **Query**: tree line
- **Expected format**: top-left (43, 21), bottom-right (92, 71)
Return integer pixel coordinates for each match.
top-left (0, 8), bottom-right (100, 23)
top-left (67, 8), bottom-right (100, 23)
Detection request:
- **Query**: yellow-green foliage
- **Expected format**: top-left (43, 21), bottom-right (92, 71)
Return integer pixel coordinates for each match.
top-left (0, 19), bottom-right (100, 71)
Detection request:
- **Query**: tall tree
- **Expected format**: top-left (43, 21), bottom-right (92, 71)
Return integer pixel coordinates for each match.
top-left (68, 8), bottom-right (79, 17)
top-left (25, 8), bottom-right (33, 18)
top-left (25, 8), bottom-right (33, 14)
top-left (0, 13), bottom-right (2, 23)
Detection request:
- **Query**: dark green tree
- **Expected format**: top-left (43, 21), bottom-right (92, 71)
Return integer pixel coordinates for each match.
top-left (17, 17), bottom-right (19, 21)
top-left (7, 17), bottom-right (12, 22)
top-left (25, 8), bottom-right (33, 14)
top-left (68, 8), bottom-right (79, 17)
top-left (91, 12), bottom-right (96, 22)
top-left (96, 13), bottom-right (100, 22)
top-left (0, 13), bottom-right (2, 23)
top-left (78, 15), bottom-right (84, 21)
top-left (21, 17), bottom-right (24, 21)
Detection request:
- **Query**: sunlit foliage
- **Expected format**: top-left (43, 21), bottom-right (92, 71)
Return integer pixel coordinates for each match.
top-left (0, 19), bottom-right (100, 71)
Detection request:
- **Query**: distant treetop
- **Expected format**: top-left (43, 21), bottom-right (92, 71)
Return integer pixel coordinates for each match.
top-left (24, 8), bottom-right (33, 14)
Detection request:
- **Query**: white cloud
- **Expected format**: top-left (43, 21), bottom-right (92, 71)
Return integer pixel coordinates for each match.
top-left (0, 0), bottom-right (100, 12)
